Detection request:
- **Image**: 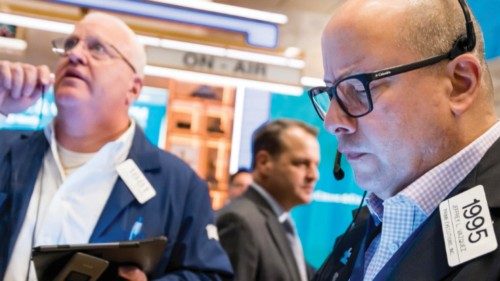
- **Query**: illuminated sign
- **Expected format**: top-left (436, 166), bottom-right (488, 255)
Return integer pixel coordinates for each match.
top-left (147, 47), bottom-right (302, 86)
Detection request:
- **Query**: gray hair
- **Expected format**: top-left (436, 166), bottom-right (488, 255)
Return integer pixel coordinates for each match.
top-left (397, 0), bottom-right (493, 97)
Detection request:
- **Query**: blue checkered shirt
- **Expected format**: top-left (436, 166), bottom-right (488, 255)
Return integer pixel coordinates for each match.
top-left (362, 121), bottom-right (500, 281)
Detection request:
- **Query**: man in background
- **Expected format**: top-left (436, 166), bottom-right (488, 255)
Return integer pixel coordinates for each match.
top-left (0, 12), bottom-right (231, 280)
top-left (227, 168), bottom-right (253, 203)
top-left (308, 0), bottom-right (500, 280)
top-left (217, 119), bottom-right (320, 281)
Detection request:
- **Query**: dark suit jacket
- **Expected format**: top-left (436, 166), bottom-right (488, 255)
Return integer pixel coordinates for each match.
top-left (216, 186), bottom-right (313, 281)
top-left (314, 137), bottom-right (500, 281)
top-left (0, 128), bottom-right (232, 280)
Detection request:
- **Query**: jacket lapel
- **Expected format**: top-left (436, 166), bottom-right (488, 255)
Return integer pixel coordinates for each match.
top-left (246, 188), bottom-right (301, 281)
top-left (90, 128), bottom-right (161, 241)
top-left (267, 218), bottom-right (301, 281)
top-left (313, 213), bottom-right (375, 281)
top-left (6, 131), bottom-right (48, 260)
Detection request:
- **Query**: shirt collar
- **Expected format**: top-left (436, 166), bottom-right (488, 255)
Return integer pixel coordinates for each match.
top-left (44, 119), bottom-right (136, 179)
top-left (251, 183), bottom-right (289, 223)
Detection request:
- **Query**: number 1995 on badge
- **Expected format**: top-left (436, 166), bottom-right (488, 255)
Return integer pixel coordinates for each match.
top-left (439, 185), bottom-right (497, 267)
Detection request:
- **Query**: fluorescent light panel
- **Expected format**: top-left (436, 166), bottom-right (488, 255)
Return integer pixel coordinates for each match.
top-left (301, 76), bottom-right (325, 87)
top-left (229, 86), bottom-right (246, 174)
top-left (0, 37), bottom-right (27, 51)
top-left (149, 0), bottom-right (288, 24)
top-left (0, 13), bottom-right (74, 34)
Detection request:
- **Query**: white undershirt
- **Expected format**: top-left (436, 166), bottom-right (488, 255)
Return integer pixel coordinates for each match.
top-left (57, 144), bottom-right (96, 176)
top-left (4, 120), bottom-right (136, 281)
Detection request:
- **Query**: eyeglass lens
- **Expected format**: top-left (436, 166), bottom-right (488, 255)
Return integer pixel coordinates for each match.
top-left (60, 37), bottom-right (110, 59)
top-left (336, 78), bottom-right (370, 116)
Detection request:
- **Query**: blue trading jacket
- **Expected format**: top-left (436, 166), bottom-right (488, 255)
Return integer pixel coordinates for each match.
top-left (0, 128), bottom-right (233, 280)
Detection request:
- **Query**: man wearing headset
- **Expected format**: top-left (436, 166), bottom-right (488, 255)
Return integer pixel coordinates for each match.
top-left (309, 0), bottom-right (500, 280)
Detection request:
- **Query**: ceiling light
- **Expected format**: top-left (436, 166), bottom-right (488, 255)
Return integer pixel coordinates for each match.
top-left (0, 37), bottom-right (27, 51)
top-left (149, 0), bottom-right (288, 24)
top-left (301, 76), bottom-right (325, 87)
top-left (0, 12), bottom-right (73, 34)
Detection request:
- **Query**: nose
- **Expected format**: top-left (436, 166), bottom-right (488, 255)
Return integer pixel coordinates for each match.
top-left (65, 41), bottom-right (88, 65)
top-left (306, 163), bottom-right (319, 183)
top-left (323, 99), bottom-right (357, 137)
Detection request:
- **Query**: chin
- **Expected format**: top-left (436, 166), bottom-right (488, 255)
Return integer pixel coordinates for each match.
top-left (298, 195), bottom-right (312, 205)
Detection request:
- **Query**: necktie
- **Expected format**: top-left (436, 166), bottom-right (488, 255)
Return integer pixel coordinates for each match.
top-left (283, 217), bottom-right (308, 281)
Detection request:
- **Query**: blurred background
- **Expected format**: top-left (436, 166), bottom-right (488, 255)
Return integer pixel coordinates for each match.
top-left (0, 0), bottom-right (498, 268)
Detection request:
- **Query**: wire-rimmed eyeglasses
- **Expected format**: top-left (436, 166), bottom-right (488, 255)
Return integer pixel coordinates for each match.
top-left (51, 36), bottom-right (136, 74)
top-left (308, 0), bottom-right (476, 120)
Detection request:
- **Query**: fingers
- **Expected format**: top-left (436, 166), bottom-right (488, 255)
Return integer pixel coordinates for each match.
top-left (0, 61), bottom-right (52, 100)
top-left (118, 266), bottom-right (148, 281)
top-left (21, 64), bottom-right (37, 98)
top-left (9, 62), bottom-right (23, 99)
top-left (0, 61), bottom-right (13, 95)
top-left (37, 65), bottom-right (53, 92)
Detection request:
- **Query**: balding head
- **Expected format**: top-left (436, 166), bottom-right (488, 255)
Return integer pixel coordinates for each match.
top-left (78, 12), bottom-right (146, 78)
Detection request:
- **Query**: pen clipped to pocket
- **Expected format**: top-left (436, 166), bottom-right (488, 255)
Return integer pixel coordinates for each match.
top-left (128, 216), bottom-right (143, 240)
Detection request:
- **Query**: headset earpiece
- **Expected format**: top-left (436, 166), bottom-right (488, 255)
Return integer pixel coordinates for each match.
top-left (449, 35), bottom-right (469, 60)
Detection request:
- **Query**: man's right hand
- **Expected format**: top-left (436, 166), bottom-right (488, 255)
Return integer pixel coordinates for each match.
top-left (0, 61), bottom-right (53, 115)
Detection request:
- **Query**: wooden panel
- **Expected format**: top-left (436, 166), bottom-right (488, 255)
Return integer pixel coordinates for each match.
top-left (165, 80), bottom-right (235, 210)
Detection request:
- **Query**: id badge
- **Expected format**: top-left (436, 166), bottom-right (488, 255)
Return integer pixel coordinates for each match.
top-left (439, 185), bottom-right (497, 267)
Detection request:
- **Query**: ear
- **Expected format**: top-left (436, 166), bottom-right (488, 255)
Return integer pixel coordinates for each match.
top-left (126, 75), bottom-right (143, 106)
top-left (446, 54), bottom-right (481, 116)
top-left (254, 150), bottom-right (273, 176)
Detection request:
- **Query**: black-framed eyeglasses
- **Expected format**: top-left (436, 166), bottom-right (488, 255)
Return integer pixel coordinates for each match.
top-left (308, 0), bottom-right (476, 120)
top-left (51, 36), bottom-right (136, 74)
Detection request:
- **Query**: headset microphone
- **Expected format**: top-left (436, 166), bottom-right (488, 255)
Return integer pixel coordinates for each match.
top-left (333, 150), bottom-right (345, 180)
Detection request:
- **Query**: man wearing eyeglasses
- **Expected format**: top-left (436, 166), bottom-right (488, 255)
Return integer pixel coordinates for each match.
top-left (310, 0), bottom-right (499, 280)
top-left (0, 12), bottom-right (232, 281)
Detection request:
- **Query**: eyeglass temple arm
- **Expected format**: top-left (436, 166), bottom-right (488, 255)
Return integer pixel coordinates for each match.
top-left (458, 0), bottom-right (476, 52)
top-left (368, 53), bottom-right (449, 81)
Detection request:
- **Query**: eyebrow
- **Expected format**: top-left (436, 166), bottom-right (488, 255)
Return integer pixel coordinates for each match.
top-left (324, 67), bottom-right (361, 86)
top-left (324, 55), bottom-right (367, 85)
